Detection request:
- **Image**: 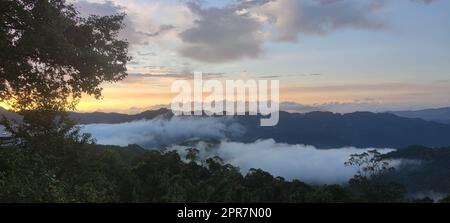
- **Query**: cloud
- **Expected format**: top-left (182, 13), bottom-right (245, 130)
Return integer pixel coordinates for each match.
top-left (81, 118), bottom-right (396, 184)
top-left (259, 75), bottom-right (281, 79)
top-left (176, 0), bottom-right (392, 62)
top-left (169, 139), bottom-right (395, 184)
top-left (74, 0), bottom-right (193, 46)
top-left (255, 0), bottom-right (385, 42)
top-left (178, 2), bottom-right (265, 63)
top-left (280, 102), bottom-right (324, 113)
top-left (74, 0), bottom-right (147, 45)
top-left (80, 117), bottom-right (245, 148)
top-left (73, 0), bottom-right (440, 63)
top-left (410, 0), bottom-right (440, 4)
top-left (136, 51), bottom-right (157, 56)
top-left (138, 24), bottom-right (176, 37)
top-left (80, 114), bottom-right (400, 185)
top-left (127, 70), bottom-right (224, 80)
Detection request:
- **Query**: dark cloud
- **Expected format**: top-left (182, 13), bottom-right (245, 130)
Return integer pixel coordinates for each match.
top-left (259, 0), bottom-right (385, 42)
top-left (259, 75), bottom-right (281, 79)
top-left (235, 0), bottom-right (274, 9)
top-left (178, 2), bottom-right (265, 63)
top-left (128, 69), bottom-right (224, 80)
top-left (75, 0), bottom-right (440, 63)
top-left (410, 0), bottom-right (440, 4)
top-left (138, 24), bottom-right (176, 37)
top-left (177, 0), bottom-right (387, 62)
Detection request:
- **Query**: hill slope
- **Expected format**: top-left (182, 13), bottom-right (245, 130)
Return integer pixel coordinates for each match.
top-left (389, 107), bottom-right (450, 124)
top-left (234, 111), bottom-right (450, 148)
top-left (4, 108), bottom-right (450, 148)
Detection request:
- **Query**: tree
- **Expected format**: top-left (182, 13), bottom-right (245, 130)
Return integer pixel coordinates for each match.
top-left (345, 150), bottom-right (393, 181)
top-left (1, 0), bottom-right (129, 112)
top-left (0, 0), bottom-right (131, 202)
top-left (439, 195), bottom-right (450, 203)
top-left (185, 148), bottom-right (199, 163)
top-left (345, 150), bottom-right (405, 202)
top-left (1, 0), bottom-right (129, 146)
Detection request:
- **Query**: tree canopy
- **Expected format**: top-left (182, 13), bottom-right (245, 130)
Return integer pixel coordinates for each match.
top-left (0, 0), bottom-right (129, 112)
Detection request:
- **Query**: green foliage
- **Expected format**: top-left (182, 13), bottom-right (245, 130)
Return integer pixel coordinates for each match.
top-left (345, 150), bottom-right (406, 202)
top-left (185, 148), bottom-right (199, 163)
top-left (384, 145), bottom-right (450, 193)
top-left (0, 0), bottom-right (414, 204)
top-left (1, 0), bottom-right (129, 112)
top-left (0, 128), bottom-right (131, 202)
top-left (438, 195), bottom-right (450, 203)
top-left (0, 0), bottom-right (130, 155)
top-left (0, 136), bottom-right (415, 203)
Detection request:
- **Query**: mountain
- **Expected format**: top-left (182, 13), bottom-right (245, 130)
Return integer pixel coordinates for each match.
top-left (68, 108), bottom-right (173, 124)
top-left (389, 107), bottom-right (450, 124)
top-left (3, 107), bottom-right (450, 149)
top-left (233, 111), bottom-right (450, 149)
top-left (1, 107), bottom-right (173, 125)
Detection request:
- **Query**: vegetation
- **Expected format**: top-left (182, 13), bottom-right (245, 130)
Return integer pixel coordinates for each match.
top-left (384, 145), bottom-right (450, 194)
top-left (1, 0), bottom-right (130, 148)
top-left (0, 140), bottom-right (402, 203)
top-left (0, 133), bottom-right (441, 203)
top-left (1, 0), bottom-right (448, 203)
top-left (1, 0), bottom-right (129, 112)
top-left (345, 150), bottom-right (405, 202)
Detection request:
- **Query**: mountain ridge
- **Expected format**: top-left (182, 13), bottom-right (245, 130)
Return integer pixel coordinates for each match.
top-left (389, 107), bottom-right (450, 124)
top-left (3, 107), bottom-right (450, 149)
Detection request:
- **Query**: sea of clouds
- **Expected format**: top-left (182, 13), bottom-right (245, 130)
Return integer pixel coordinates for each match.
top-left (80, 117), bottom-right (245, 148)
top-left (81, 118), bottom-right (395, 184)
top-left (169, 139), bottom-right (395, 184)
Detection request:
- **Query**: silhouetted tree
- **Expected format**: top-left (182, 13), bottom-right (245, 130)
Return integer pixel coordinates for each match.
top-left (1, 0), bottom-right (129, 148)
top-left (345, 150), bottom-right (405, 202)
top-left (1, 0), bottom-right (129, 112)
top-left (185, 148), bottom-right (199, 162)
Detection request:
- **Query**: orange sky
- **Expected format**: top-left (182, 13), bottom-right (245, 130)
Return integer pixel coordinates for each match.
top-left (73, 75), bottom-right (450, 113)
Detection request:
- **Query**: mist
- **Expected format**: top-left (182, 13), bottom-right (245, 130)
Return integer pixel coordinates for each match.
top-left (169, 139), bottom-right (395, 184)
top-left (80, 117), bottom-right (245, 147)
top-left (82, 119), bottom-right (395, 185)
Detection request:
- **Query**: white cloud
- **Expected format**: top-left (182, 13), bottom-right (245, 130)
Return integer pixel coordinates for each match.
top-left (80, 117), bottom-right (245, 147)
top-left (254, 0), bottom-right (385, 42)
top-left (169, 139), bottom-right (395, 184)
top-left (72, 0), bottom-right (441, 63)
top-left (81, 116), bottom-right (398, 185)
top-left (74, 0), bottom-right (194, 46)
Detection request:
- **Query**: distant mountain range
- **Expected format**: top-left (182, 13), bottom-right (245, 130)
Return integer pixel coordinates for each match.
top-left (68, 108), bottom-right (173, 124)
top-left (3, 107), bottom-right (450, 149)
top-left (66, 106), bottom-right (450, 126)
top-left (66, 108), bottom-right (450, 148)
top-left (389, 107), bottom-right (450, 124)
top-left (233, 111), bottom-right (450, 149)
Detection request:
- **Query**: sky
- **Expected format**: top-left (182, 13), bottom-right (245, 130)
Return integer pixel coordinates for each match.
top-left (69, 0), bottom-right (450, 113)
